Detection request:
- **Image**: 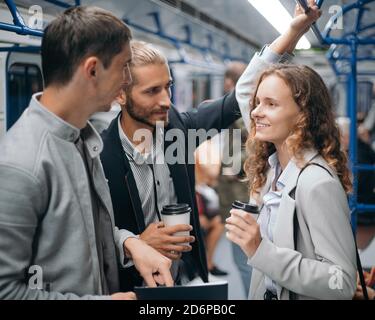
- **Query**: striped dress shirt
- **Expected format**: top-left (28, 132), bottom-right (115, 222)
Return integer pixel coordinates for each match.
top-left (118, 117), bottom-right (178, 226)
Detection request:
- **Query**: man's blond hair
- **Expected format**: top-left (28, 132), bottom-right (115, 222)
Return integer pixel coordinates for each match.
top-left (130, 41), bottom-right (167, 72)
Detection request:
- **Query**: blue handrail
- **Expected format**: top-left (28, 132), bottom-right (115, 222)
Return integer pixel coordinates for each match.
top-left (0, 0), bottom-right (81, 38)
top-left (0, 45), bottom-right (40, 53)
top-left (1, 0), bottom-right (250, 64)
top-left (298, 0), bottom-right (375, 45)
top-left (123, 11), bottom-right (249, 66)
top-left (0, 0), bottom-right (44, 37)
top-left (322, 0), bottom-right (375, 44)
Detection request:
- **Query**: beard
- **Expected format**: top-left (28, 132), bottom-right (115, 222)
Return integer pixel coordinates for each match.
top-left (125, 94), bottom-right (169, 128)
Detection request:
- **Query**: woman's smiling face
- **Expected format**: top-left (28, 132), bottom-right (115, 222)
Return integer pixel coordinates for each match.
top-left (251, 74), bottom-right (301, 148)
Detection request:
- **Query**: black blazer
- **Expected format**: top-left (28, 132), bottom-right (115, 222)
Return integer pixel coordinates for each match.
top-left (101, 90), bottom-right (240, 291)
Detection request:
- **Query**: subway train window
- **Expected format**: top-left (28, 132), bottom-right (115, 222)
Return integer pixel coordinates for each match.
top-left (191, 74), bottom-right (211, 110)
top-left (7, 63), bottom-right (43, 130)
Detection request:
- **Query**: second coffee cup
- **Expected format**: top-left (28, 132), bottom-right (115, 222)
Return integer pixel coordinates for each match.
top-left (161, 204), bottom-right (191, 245)
top-left (231, 200), bottom-right (259, 219)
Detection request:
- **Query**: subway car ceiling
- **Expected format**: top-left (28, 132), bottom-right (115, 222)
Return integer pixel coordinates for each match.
top-left (2, 0), bottom-right (375, 61)
top-left (4, 0), bottom-right (369, 73)
top-left (7, 0), bottom-right (260, 60)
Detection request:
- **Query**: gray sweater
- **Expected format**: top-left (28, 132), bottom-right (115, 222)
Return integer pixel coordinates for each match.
top-left (0, 94), bottom-right (132, 299)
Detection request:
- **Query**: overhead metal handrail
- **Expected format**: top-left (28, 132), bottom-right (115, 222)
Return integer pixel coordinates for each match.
top-left (123, 11), bottom-right (247, 66)
top-left (0, 0), bottom-right (44, 37)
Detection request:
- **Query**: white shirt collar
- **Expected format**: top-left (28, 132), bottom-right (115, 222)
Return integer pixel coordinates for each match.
top-left (267, 152), bottom-right (298, 191)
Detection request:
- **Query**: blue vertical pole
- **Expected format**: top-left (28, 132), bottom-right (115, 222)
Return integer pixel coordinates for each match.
top-left (346, 79), bottom-right (351, 117)
top-left (348, 38), bottom-right (358, 232)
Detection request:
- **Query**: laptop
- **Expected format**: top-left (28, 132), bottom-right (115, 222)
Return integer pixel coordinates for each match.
top-left (134, 281), bottom-right (228, 300)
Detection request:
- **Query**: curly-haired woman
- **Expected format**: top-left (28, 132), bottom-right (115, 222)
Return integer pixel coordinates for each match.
top-left (225, 3), bottom-right (357, 300)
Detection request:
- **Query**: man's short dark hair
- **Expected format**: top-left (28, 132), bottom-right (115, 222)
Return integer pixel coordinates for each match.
top-left (41, 6), bottom-right (132, 87)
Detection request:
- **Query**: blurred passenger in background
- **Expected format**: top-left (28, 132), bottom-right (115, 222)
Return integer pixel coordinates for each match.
top-left (216, 62), bottom-right (252, 295)
top-left (354, 266), bottom-right (375, 300)
top-left (195, 140), bottom-right (227, 276)
top-left (224, 62), bottom-right (248, 95)
top-left (358, 84), bottom-right (375, 148)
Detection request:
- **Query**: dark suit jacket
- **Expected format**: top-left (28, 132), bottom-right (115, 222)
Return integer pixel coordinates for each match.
top-left (101, 91), bottom-right (240, 291)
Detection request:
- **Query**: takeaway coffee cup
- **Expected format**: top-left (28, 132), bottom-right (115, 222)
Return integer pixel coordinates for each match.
top-left (161, 204), bottom-right (191, 245)
top-left (231, 200), bottom-right (259, 219)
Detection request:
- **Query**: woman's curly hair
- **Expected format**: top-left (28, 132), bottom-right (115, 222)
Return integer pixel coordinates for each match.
top-left (244, 64), bottom-right (352, 199)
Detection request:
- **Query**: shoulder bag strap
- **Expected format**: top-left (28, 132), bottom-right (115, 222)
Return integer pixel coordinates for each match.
top-left (289, 162), bottom-right (368, 300)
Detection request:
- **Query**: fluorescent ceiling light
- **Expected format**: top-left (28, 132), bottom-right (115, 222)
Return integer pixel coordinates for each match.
top-left (248, 0), bottom-right (311, 50)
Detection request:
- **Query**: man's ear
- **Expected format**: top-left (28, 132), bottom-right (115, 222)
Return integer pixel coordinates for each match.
top-left (83, 57), bottom-right (99, 80)
top-left (116, 90), bottom-right (127, 106)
